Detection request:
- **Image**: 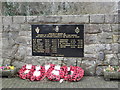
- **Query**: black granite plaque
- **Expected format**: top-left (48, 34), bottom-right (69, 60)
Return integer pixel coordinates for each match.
top-left (32, 24), bottom-right (84, 57)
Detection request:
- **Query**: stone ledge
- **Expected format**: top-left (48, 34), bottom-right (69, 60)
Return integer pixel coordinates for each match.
top-left (61, 15), bottom-right (89, 23)
top-left (13, 16), bottom-right (26, 24)
top-left (27, 15), bottom-right (89, 24)
top-left (90, 14), bottom-right (105, 24)
top-left (105, 14), bottom-right (119, 24)
top-left (38, 16), bottom-right (62, 23)
top-left (2, 16), bottom-right (12, 25)
top-left (2, 14), bottom-right (120, 25)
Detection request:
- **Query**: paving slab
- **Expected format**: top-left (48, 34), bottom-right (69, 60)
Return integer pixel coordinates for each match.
top-left (1, 76), bottom-right (119, 88)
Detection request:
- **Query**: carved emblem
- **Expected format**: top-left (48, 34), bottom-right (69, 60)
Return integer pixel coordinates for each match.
top-left (35, 27), bottom-right (40, 33)
top-left (75, 27), bottom-right (80, 34)
top-left (55, 26), bottom-right (59, 32)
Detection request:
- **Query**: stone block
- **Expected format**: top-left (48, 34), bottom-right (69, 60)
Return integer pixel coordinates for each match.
top-left (26, 37), bottom-right (31, 45)
top-left (104, 54), bottom-right (119, 65)
top-left (97, 44), bottom-right (106, 51)
top-left (118, 36), bottom-right (120, 43)
top-left (85, 34), bottom-right (98, 44)
top-left (2, 16), bottom-right (12, 25)
top-left (12, 61), bottom-right (26, 69)
top-left (2, 31), bottom-right (9, 38)
top-left (3, 24), bottom-right (21, 32)
top-left (26, 46), bottom-right (32, 56)
top-left (84, 44), bottom-right (97, 54)
top-left (14, 45), bottom-right (27, 61)
top-left (2, 49), bottom-right (13, 59)
top-left (19, 31), bottom-right (27, 36)
top-left (96, 51), bottom-right (105, 66)
top-left (0, 58), bottom-right (3, 65)
top-left (0, 43), bottom-right (2, 50)
top-left (118, 60), bottom-right (120, 66)
top-left (0, 16), bottom-right (2, 24)
top-left (98, 32), bottom-right (113, 44)
top-left (24, 56), bottom-right (33, 64)
top-left (112, 35), bottom-right (119, 43)
top-left (0, 32), bottom-right (1, 37)
top-left (15, 36), bottom-right (27, 45)
top-left (38, 16), bottom-right (62, 23)
top-left (43, 59), bottom-right (58, 65)
top-left (2, 33), bottom-right (16, 49)
top-left (98, 51), bottom-right (105, 61)
top-left (7, 31), bottom-right (19, 41)
top-left (117, 53), bottom-right (120, 59)
top-left (2, 58), bottom-right (11, 65)
top-left (49, 60), bottom-right (62, 65)
top-left (61, 15), bottom-right (89, 23)
top-left (96, 66), bottom-right (107, 76)
top-left (31, 59), bottom-right (42, 65)
top-left (84, 54), bottom-right (98, 59)
top-left (57, 57), bottom-right (64, 60)
top-left (104, 44), bottom-right (113, 54)
top-left (35, 56), bottom-right (46, 65)
top-left (0, 24), bottom-right (2, 33)
top-left (99, 24), bottom-right (112, 32)
top-left (114, 14), bottom-right (119, 23)
top-left (105, 15), bottom-right (116, 23)
top-left (85, 24), bottom-right (102, 34)
top-left (0, 46), bottom-right (1, 53)
top-left (84, 44), bottom-right (105, 54)
top-left (27, 31), bottom-right (31, 37)
top-left (44, 57), bottom-right (58, 61)
top-left (36, 60), bottom-right (46, 66)
top-left (10, 44), bottom-right (19, 59)
top-left (10, 24), bottom-right (21, 31)
top-left (27, 16), bottom-right (38, 23)
top-left (21, 24), bottom-right (31, 31)
top-left (63, 58), bottom-right (77, 66)
top-left (111, 24), bottom-right (119, 32)
top-left (2, 38), bottom-right (9, 49)
top-left (13, 16), bottom-right (26, 24)
top-left (81, 60), bottom-right (96, 76)
top-left (77, 58), bottom-right (82, 66)
top-left (77, 15), bottom-right (89, 23)
top-left (86, 44), bottom-right (106, 54)
top-left (0, 16), bottom-right (2, 32)
top-left (111, 43), bottom-right (119, 53)
top-left (105, 44), bottom-right (112, 51)
top-left (96, 60), bottom-right (104, 66)
top-left (3, 25), bottom-right (11, 31)
top-left (90, 14), bottom-right (104, 23)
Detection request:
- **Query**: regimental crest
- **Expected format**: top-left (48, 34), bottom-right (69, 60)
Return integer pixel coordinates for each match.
top-left (75, 27), bottom-right (80, 34)
top-left (55, 26), bottom-right (59, 32)
top-left (35, 27), bottom-right (40, 33)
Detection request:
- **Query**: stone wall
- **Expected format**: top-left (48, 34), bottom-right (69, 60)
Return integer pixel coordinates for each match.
top-left (1, 14), bottom-right (119, 76)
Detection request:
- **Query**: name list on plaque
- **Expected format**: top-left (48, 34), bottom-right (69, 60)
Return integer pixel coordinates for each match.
top-left (32, 24), bottom-right (84, 57)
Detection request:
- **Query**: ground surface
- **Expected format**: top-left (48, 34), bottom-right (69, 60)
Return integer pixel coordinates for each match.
top-left (1, 76), bottom-right (120, 88)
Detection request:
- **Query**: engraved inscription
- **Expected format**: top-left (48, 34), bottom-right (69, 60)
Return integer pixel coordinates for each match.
top-left (32, 25), bottom-right (84, 57)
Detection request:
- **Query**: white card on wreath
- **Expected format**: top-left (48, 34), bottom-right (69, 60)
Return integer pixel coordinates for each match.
top-left (52, 70), bottom-right (59, 76)
top-left (54, 65), bottom-right (61, 70)
top-left (45, 64), bottom-right (50, 70)
top-left (26, 64), bottom-right (32, 69)
top-left (36, 66), bottom-right (41, 71)
top-left (33, 71), bottom-right (41, 77)
top-left (24, 70), bottom-right (30, 74)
